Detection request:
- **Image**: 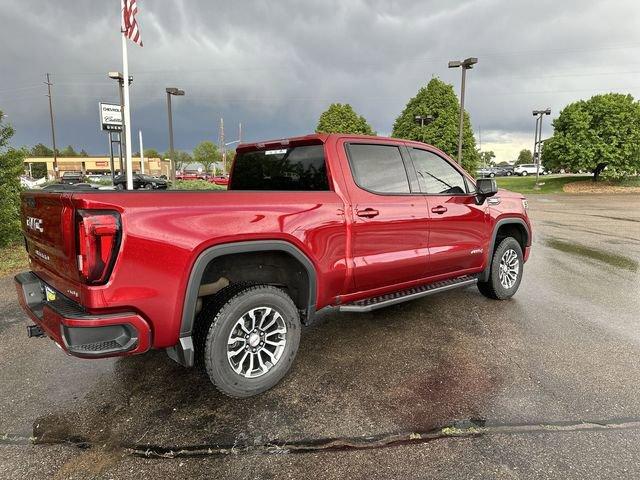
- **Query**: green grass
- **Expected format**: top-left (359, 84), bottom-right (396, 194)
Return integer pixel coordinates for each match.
top-left (615, 176), bottom-right (640, 187)
top-left (496, 175), bottom-right (591, 194)
top-left (497, 174), bottom-right (640, 194)
top-left (171, 180), bottom-right (226, 190)
top-left (0, 243), bottom-right (28, 277)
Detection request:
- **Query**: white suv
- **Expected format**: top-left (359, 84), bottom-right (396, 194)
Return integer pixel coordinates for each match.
top-left (514, 164), bottom-right (546, 176)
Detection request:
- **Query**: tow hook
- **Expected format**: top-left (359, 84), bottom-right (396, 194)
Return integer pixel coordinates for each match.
top-left (27, 325), bottom-right (45, 338)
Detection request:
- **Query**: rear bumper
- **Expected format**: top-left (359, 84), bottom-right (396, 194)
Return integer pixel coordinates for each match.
top-left (14, 271), bottom-right (151, 358)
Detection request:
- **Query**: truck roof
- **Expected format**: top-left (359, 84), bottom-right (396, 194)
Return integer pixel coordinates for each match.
top-left (237, 133), bottom-right (408, 152)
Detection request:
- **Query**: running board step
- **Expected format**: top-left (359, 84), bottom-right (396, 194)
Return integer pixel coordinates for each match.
top-left (339, 275), bottom-right (479, 313)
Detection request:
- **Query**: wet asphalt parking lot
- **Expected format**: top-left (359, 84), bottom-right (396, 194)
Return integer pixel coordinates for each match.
top-left (1, 193), bottom-right (639, 479)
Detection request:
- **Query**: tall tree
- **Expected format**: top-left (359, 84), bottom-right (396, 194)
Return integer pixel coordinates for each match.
top-left (193, 141), bottom-right (221, 175)
top-left (392, 77), bottom-right (479, 171)
top-left (316, 103), bottom-right (375, 135)
top-left (515, 149), bottom-right (533, 165)
top-left (30, 143), bottom-right (54, 157)
top-left (479, 150), bottom-right (496, 167)
top-left (167, 150), bottom-right (192, 172)
top-left (60, 145), bottom-right (78, 157)
top-left (543, 93), bottom-right (640, 180)
top-left (0, 111), bottom-right (25, 247)
top-left (143, 148), bottom-right (162, 159)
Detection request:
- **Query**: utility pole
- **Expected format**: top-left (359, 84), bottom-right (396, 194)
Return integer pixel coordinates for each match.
top-left (44, 73), bottom-right (58, 179)
top-left (238, 122), bottom-right (242, 143)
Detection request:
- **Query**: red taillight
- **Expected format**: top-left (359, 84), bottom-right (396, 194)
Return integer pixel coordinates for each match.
top-left (76, 210), bottom-right (121, 285)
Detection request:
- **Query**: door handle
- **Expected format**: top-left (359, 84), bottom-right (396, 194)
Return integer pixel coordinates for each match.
top-left (356, 208), bottom-right (379, 218)
top-left (431, 205), bottom-right (447, 214)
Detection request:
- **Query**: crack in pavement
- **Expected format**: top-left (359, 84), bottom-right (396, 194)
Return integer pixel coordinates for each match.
top-left (3, 418), bottom-right (640, 459)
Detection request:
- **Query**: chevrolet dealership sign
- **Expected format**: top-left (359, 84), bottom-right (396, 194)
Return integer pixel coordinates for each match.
top-left (99, 102), bottom-right (123, 131)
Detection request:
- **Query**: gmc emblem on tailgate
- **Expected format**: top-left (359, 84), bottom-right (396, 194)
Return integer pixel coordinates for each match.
top-left (26, 217), bottom-right (44, 233)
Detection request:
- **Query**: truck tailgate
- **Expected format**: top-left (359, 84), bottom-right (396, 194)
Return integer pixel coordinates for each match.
top-left (21, 192), bottom-right (78, 288)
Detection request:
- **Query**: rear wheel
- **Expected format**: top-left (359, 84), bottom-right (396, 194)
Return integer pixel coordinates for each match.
top-left (477, 237), bottom-right (524, 300)
top-left (195, 284), bottom-right (301, 398)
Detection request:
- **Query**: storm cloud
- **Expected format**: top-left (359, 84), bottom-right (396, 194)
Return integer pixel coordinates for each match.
top-left (1, 0), bottom-right (639, 162)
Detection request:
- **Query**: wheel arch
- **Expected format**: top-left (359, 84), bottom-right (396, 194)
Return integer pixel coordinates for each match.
top-left (167, 240), bottom-right (317, 367)
top-left (479, 218), bottom-right (530, 282)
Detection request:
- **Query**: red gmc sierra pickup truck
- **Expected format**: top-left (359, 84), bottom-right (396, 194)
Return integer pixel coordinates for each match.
top-left (15, 133), bottom-right (532, 397)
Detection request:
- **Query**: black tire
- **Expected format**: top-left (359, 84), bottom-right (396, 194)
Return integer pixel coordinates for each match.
top-left (521, 171), bottom-right (528, 176)
top-left (196, 284), bottom-right (301, 398)
top-left (477, 237), bottom-right (524, 300)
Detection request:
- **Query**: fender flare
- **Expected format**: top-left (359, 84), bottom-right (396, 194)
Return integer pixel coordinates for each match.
top-left (479, 218), bottom-right (531, 282)
top-left (167, 240), bottom-right (317, 367)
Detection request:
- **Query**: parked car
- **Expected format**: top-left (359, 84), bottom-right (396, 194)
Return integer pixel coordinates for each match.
top-left (209, 174), bottom-right (229, 186)
top-left (514, 164), bottom-right (546, 176)
top-left (16, 133), bottom-right (532, 398)
top-left (20, 176), bottom-right (47, 189)
top-left (113, 173), bottom-right (169, 190)
top-left (498, 166), bottom-right (514, 176)
top-left (476, 167), bottom-right (509, 177)
top-left (60, 171), bottom-right (84, 184)
top-left (176, 172), bottom-right (208, 180)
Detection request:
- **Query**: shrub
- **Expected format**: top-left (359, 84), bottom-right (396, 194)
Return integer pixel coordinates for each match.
top-left (0, 111), bottom-right (25, 247)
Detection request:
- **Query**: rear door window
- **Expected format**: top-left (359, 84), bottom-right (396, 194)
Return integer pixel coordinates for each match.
top-left (347, 144), bottom-right (410, 194)
top-left (230, 144), bottom-right (329, 191)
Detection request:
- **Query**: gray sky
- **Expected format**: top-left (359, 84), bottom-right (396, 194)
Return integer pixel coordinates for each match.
top-left (1, 0), bottom-right (639, 162)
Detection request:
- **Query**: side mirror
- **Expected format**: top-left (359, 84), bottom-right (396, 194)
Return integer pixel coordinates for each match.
top-left (475, 178), bottom-right (498, 204)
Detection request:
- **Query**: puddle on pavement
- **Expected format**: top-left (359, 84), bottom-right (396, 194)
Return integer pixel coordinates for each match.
top-left (545, 238), bottom-right (639, 272)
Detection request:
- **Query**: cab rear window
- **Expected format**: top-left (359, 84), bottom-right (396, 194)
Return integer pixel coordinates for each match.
top-left (229, 145), bottom-right (329, 191)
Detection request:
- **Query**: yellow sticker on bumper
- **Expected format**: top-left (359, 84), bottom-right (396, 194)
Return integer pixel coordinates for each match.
top-left (45, 286), bottom-right (56, 302)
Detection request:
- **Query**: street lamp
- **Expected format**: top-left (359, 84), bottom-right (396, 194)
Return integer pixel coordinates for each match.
top-left (166, 87), bottom-right (185, 183)
top-left (414, 114), bottom-right (435, 128)
top-left (532, 108), bottom-right (551, 189)
top-left (108, 72), bottom-right (133, 178)
top-left (448, 57), bottom-right (478, 164)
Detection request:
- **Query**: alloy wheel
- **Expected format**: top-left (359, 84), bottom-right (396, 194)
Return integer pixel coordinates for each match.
top-left (226, 306), bottom-right (287, 378)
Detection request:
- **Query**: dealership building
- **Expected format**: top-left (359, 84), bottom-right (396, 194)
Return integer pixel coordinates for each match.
top-left (24, 156), bottom-right (170, 178)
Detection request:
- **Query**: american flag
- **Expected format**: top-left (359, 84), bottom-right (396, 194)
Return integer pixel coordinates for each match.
top-left (121, 0), bottom-right (143, 47)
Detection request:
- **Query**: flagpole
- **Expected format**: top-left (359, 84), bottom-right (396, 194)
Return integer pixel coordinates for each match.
top-left (139, 129), bottom-right (144, 174)
top-left (121, 29), bottom-right (134, 190)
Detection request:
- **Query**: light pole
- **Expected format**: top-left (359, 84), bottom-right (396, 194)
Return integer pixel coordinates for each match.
top-left (414, 114), bottom-right (435, 143)
top-left (222, 139), bottom-right (241, 174)
top-left (448, 57), bottom-right (478, 164)
top-left (108, 72), bottom-right (133, 176)
top-left (532, 108), bottom-right (551, 189)
top-left (414, 114), bottom-right (435, 128)
top-left (166, 87), bottom-right (185, 183)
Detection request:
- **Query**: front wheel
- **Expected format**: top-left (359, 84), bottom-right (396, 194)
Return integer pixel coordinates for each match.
top-left (521, 171), bottom-right (528, 176)
top-left (196, 284), bottom-right (301, 398)
top-left (477, 237), bottom-right (524, 300)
